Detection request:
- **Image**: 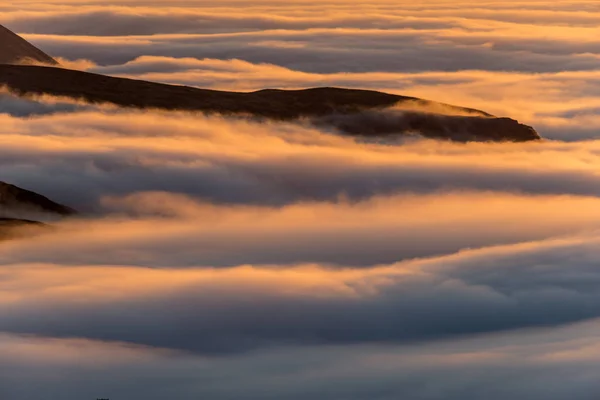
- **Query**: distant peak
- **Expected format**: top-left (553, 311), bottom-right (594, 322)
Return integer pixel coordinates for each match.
top-left (0, 181), bottom-right (76, 218)
top-left (0, 24), bottom-right (57, 65)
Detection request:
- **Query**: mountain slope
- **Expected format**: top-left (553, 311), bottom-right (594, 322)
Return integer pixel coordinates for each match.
top-left (0, 181), bottom-right (76, 218)
top-left (0, 25), bottom-right (57, 65)
top-left (0, 65), bottom-right (540, 142)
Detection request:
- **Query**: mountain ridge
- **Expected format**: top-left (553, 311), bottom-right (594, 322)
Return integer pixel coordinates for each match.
top-left (0, 65), bottom-right (541, 142)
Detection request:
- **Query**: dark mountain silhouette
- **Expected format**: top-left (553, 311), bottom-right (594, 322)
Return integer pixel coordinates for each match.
top-left (0, 181), bottom-right (71, 240)
top-left (0, 65), bottom-right (541, 142)
top-left (0, 181), bottom-right (76, 218)
top-left (0, 24), bottom-right (57, 65)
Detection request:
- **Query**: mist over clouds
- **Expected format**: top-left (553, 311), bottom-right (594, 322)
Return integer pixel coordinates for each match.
top-left (3, 1), bottom-right (600, 399)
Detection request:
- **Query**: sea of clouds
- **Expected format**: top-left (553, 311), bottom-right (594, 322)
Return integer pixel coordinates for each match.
top-left (3, 1), bottom-right (600, 399)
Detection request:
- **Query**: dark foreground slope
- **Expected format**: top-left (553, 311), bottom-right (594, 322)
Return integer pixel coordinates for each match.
top-left (0, 25), bottom-right (57, 65)
top-left (0, 65), bottom-right (540, 142)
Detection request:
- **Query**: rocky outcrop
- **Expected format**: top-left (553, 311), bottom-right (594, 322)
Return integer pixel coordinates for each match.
top-left (315, 111), bottom-right (540, 142)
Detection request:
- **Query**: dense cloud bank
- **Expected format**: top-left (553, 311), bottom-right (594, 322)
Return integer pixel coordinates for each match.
top-left (3, 1), bottom-right (600, 399)
top-left (0, 96), bottom-right (598, 212)
top-left (5, 234), bottom-right (600, 355)
top-left (3, 91), bottom-right (600, 399)
top-left (3, 319), bottom-right (600, 400)
top-left (5, 1), bottom-right (600, 73)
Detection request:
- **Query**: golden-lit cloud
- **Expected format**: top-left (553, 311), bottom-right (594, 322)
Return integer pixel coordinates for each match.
top-left (3, 1), bottom-right (600, 399)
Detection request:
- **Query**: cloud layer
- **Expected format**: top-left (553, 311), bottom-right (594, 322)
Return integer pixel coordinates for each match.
top-left (3, 1), bottom-right (600, 399)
